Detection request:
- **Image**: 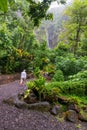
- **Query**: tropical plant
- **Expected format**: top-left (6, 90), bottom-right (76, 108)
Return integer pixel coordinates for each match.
top-left (60, 0), bottom-right (87, 54)
top-left (55, 54), bottom-right (87, 77)
top-left (52, 69), bottom-right (64, 81)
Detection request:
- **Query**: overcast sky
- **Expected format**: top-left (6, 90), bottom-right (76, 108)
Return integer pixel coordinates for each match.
top-left (50, 0), bottom-right (73, 9)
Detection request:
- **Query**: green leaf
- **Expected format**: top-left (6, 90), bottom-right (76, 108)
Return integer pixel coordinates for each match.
top-left (8, 0), bottom-right (15, 6)
top-left (0, 0), bottom-right (8, 12)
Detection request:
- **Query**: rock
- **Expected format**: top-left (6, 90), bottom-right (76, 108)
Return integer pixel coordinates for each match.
top-left (78, 112), bottom-right (87, 122)
top-left (67, 103), bottom-right (80, 113)
top-left (3, 96), bottom-right (50, 112)
top-left (3, 95), bottom-right (28, 109)
top-left (82, 106), bottom-right (87, 112)
top-left (3, 97), bottom-right (16, 106)
top-left (65, 110), bottom-right (78, 123)
top-left (58, 97), bottom-right (68, 105)
top-left (28, 101), bottom-right (50, 112)
top-left (24, 92), bottom-right (38, 104)
top-left (50, 105), bottom-right (62, 115)
top-left (18, 92), bottom-right (24, 100)
top-left (15, 98), bottom-right (28, 109)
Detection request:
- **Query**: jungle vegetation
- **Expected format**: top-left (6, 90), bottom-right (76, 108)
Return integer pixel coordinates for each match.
top-left (0, 0), bottom-right (87, 108)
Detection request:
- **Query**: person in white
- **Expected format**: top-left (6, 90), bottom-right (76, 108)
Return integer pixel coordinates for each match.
top-left (20, 70), bottom-right (27, 85)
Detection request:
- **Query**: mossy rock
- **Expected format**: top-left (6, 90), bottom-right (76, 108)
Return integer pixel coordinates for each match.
top-left (65, 110), bottom-right (78, 122)
top-left (79, 111), bottom-right (87, 122)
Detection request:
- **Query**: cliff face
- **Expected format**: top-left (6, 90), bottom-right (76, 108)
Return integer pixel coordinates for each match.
top-left (35, 5), bottom-right (66, 48)
top-left (35, 0), bottom-right (73, 48)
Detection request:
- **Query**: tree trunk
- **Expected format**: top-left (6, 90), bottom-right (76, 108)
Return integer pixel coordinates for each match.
top-left (73, 26), bottom-right (81, 54)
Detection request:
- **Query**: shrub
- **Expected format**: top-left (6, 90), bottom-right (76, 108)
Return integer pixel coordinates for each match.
top-left (33, 67), bottom-right (40, 78)
top-left (47, 79), bottom-right (87, 96)
top-left (52, 69), bottom-right (64, 81)
top-left (68, 70), bottom-right (87, 80)
top-left (55, 54), bottom-right (87, 78)
top-left (27, 76), bottom-right (46, 100)
top-left (26, 75), bottom-right (87, 103)
top-left (26, 76), bottom-right (61, 102)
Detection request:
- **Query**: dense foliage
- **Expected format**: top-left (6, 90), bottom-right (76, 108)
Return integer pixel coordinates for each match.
top-left (26, 70), bottom-right (87, 103)
top-left (0, 0), bottom-right (87, 107)
top-left (60, 0), bottom-right (87, 54)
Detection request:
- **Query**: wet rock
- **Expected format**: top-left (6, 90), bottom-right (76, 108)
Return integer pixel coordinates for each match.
top-left (82, 106), bottom-right (87, 112)
top-left (50, 105), bottom-right (62, 115)
top-left (67, 103), bottom-right (80, 113)
top-left (28, 101), bottom-right (50, 112)
top-left (18, 92), bottom-right (24, 100)
top-left (15, 99), bottom-right (28, 109)
top-left (65, 110), bottom-right (78, 123)
top-left (3, 95), bottom-right (28, 109)
top-left (58, 97), bottom-right (68, 105)
top-left (24, 92), bottom-right (38, 104)
top-left (3, 96), bottom-right (50, 112)
top-left (3, 96), bottom-right (16, 106)
top-left (78, 112), bottom-right (87, 122)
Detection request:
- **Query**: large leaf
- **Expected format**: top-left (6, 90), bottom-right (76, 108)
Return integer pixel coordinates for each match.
top-left (0, 0), bottom-right (8, 12)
